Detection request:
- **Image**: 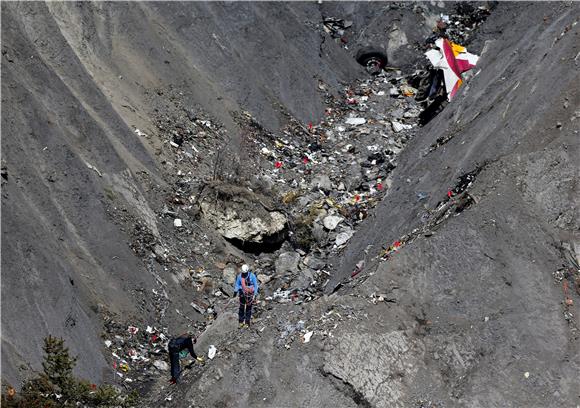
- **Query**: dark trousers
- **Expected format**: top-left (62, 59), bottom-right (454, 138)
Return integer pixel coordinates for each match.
top-left (169, 347), bottom-right (181, 380)
top-left (238, 294), bottom-right (253, 324)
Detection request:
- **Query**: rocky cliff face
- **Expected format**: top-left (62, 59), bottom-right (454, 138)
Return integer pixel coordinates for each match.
top-left (2, 2), bottom-right (579, 407)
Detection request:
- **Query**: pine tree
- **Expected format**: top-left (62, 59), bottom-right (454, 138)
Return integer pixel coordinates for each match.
top-left (41, 335), bottom-right (77, 397)
top-left (2, 335), bottom-right (139, 406)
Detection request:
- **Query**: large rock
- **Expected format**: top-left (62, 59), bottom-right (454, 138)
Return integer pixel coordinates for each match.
top-left (275, 252), bottom-right (301, 275)
top-left (324, 329), bottom-right (425, 408)
top-left (202, 202), bottom-right (287, 242)
top-left (200, 184), bottom-right (287, 243)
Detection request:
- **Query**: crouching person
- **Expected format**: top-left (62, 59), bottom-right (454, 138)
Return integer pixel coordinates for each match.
top-left (168, 333), bottom-right (204, 384)
top-left (234, 264), bottom-right (259, 328)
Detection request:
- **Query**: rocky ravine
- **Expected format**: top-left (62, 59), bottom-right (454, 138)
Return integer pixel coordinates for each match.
top-left (2, 2), bottom-right (580, 408)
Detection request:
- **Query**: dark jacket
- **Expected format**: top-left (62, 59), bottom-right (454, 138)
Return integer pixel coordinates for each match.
top-left (168, 335), bottom-right (197, 358)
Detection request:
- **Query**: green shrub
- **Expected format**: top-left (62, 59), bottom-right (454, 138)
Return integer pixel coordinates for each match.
top-left (1, 336), bottom-right (139, 407)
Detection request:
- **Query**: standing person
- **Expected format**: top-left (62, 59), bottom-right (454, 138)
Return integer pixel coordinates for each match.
top-left (167, 333), bottom-right (204, 384)
top-left (234, 264), bottom-right (259, 328)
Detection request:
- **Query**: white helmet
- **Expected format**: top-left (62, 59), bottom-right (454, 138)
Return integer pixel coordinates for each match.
top-left (241, 264), bottom-right (250, 272)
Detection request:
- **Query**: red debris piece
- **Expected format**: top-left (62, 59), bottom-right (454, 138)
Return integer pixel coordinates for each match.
top-left (447, 190), bottom-right (453, 198)
top-left (308, 122), bottom-right (313, 130)
top-left (393, 241), bottom-right (401, 248)
top-left (302, 157), bottom-right (310, 164)
top-left (346, 98), bottom-right (358, 105)
top-left (354, 194), bottom-right (361, 202)
top-left (91, 384), bottom-right (97, 390)
top-left (275, 161), bottom-right (283, 168)
top-left (377, 182), bottom-right (383, 190)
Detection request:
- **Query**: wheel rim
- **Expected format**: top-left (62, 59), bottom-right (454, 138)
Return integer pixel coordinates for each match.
top-left (365, 58), bottom-right (383, 75)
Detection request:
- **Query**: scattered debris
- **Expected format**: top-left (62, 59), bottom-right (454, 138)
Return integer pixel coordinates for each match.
top-left (322, 17), bottom-right (353, 41)
top-left (85, 162), bottom-right (103, 177)
top-left (425, 38), bottom-right (479, 100)
top-left (134, 128), bottom-right (148, 137)
top-left (208, 345), bottom-right (217, 360)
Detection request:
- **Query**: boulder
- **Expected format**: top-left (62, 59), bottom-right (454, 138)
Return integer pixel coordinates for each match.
top-left (275, 252), bottom-right (301, 275)
top-left (200, 183), bottom-right (287, 243)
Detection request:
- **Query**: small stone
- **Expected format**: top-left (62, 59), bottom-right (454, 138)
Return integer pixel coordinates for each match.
top-left (153, 360), bottom-right (169, 371)
top-left (222, 265), bottom-right (237, 285)
top-left (303, 256), bottom-right (326, 270)
top-left (335, 228), bottom-right (354, 246)
top-left (152, 244), bottom-right (167, 262)
top-left (391, 121), bottom-right (412, 133)
top-left (174, 218), bottom-right (182, 227)
top-left (258, 274), bottom-right (272, 284)
top-left (323, 215), bottom-right (343, 230)
top-left (345, 117), bottom-right (366, 126)
top-left (312, 223), bottom-right (327, 244)
top-left (311, 174), bottom-right (333, 191)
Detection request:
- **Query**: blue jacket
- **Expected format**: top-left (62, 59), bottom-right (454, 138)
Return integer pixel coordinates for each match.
top-left (234, 272), bottom-right (259, 296)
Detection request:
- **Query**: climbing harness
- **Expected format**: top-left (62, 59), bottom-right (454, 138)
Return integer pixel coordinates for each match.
top-left (240, 273), bottom-right (255, 302)
top-left (239, 273), bottom-right (256, 321)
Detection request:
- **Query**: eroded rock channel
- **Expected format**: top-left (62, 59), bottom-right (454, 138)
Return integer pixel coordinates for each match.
top-left (2, 2), bottom-right (579, 407)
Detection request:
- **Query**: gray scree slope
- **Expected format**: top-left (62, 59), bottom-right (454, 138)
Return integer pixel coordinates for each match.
top-left (2, 1), bottom-right (579, 407)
